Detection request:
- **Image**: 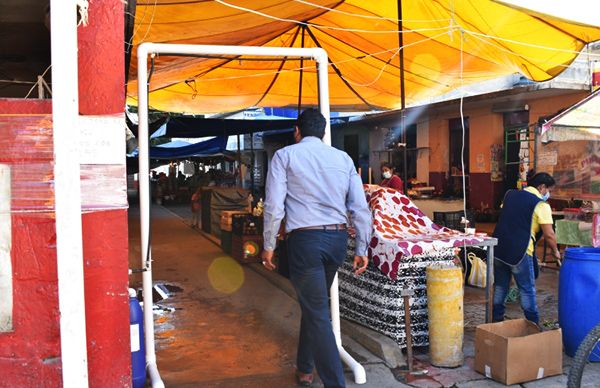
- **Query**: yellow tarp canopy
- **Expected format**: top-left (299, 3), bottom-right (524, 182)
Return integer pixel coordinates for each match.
top-left (126, 0), bottom-right (600, 113)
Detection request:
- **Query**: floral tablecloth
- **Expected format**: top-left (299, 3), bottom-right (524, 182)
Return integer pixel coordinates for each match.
top-left (364, 185), bottom-right (487, 280)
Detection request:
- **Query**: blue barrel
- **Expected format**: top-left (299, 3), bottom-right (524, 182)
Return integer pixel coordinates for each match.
top-left (559, 248), bottom-right (600, 361)
top-left (129, 289), bottom-right (146, 388)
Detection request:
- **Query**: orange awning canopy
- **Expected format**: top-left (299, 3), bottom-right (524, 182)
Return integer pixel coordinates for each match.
top-left (126, 0), bottom-right (600, 113)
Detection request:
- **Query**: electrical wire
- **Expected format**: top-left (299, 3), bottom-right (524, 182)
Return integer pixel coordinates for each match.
top-left (127, 0), bottom-right (158, 51)
top-left (341, 30), bottom-right (452, 87)
top-left (459, 29), bottom-right (468, 232)
top-left (466, 31), bottom-right (597, 70)
top-left (137, 0), bottom-right (159, 45)
top-left (24, 65), bottom-right (52, 99)
top-left (130, 29), bottom-right (452, 93)
top-left (214, 0), bottom-right (452, 35)
top-left (464, 29), bottom-right (600, 57)
top-left (293, 0), bottom-right (453, 24)
top-left (0, 80), bottom-right (38, 85)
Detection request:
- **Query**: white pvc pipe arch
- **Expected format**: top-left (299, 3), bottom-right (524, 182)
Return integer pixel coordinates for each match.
top-left (137, 43), bottom-right (366, 386)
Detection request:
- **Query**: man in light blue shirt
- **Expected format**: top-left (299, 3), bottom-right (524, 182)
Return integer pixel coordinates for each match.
top-left (261, 109), bottom-right (371, 388)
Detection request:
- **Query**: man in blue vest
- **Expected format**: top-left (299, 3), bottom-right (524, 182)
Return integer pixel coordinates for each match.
top-left (492, 172), bottom-right (561, 324)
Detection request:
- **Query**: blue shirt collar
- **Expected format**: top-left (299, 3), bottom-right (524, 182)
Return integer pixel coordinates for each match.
top-left (300, 136), bottom-right (323, 144)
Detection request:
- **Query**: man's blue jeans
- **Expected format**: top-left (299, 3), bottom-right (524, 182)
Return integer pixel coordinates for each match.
top-left (493, 254), bottom-right (539, 324)
top-left (287, 229), bottom-right (347, 388)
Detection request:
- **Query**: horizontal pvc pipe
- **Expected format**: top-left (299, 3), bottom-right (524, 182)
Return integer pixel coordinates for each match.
top-left (138, 43), bottom-right (327, 63)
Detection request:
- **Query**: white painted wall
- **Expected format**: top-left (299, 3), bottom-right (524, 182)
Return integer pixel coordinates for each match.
top-left (0, 165), bottom-right (12, 332)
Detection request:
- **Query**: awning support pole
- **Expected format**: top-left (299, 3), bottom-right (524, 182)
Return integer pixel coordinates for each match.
top-left (397, 0), bottom-right (408, 191)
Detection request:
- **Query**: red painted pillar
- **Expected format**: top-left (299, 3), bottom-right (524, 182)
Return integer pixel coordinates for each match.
top-left (0, 101), bottom-right (62, 387)
top-left (77, 1), bottom-right (131, 387)
top-left (78, 0), bottom-right (125, 115)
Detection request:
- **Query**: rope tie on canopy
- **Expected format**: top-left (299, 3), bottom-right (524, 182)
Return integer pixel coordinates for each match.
top-left (76, 0), bottom-right (89, 27)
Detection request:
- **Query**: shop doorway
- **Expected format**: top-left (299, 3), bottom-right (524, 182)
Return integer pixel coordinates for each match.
top-left (449, 117), bottom-right (469, 197)
top-left (503, 111), bottom-right (531, 190)
top-left (344, 134), bottom-right (360, 169)
top-left (392, 124), bottom-right (417, 185)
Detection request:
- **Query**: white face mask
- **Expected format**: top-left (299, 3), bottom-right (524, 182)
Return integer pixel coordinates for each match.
top-left (382, 171), bottom-right (392, 179)
top-left (542, 191), bottom-right (550, 201)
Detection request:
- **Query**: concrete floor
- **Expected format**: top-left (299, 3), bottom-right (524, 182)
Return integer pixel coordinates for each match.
top-left (128, 202), bottom-right (600, 387)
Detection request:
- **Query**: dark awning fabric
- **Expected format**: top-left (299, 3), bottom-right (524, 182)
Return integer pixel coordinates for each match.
top-left (164, 117), bottom-right (296, 138)
top-left (128, 136), bottom-right (228, 160)
top-left (149, 136), bottom-right (227, 159)
top-left (126, 114), bottom-right (169, 137)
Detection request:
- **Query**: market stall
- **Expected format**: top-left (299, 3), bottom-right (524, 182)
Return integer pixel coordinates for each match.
top-left (540, 89), bottom-right (600, 247)
top-left (340, 186), bottom-right (497, 348)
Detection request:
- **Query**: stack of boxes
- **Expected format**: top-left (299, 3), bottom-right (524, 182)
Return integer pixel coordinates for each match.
top-left (220, 210), bottom-right (249, 254)
top-left (230, 214), bottom-right (264, 263)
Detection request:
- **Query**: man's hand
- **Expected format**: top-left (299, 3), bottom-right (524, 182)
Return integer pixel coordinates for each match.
top-left (553, 249), bottom-right (562, 260)
top-left (261, 249), bottom-right (276, 271)
top-left (353, 255), bottom-right (368, 276)
top-left (347, 227), bottom-right (357, 238)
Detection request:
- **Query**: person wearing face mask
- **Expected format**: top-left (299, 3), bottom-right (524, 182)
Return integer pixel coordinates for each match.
top-left (379, 162), bottom-right (404, 192)
top-left (492, 172), bottom-right (560, 325)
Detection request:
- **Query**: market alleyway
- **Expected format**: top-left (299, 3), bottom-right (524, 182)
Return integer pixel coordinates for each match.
top-left (127, 203), bottom-right (403, 387)
top-left (128, 202), bottom-right (600, 387)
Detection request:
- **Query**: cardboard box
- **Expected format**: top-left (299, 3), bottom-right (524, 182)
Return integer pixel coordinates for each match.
top-left (474, 319), bottom-right (562, 385)
top-left (220, 211), bottom-right (249, 232)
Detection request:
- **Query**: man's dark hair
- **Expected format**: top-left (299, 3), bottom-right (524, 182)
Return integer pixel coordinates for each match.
top-left (297, 108), bottom-right (326, 139)
top-left (528, 172), bottom-right (555, 188)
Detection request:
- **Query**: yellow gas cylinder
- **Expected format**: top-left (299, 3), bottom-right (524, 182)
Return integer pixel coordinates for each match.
top-left (426, 263), bottom-right (464, 367)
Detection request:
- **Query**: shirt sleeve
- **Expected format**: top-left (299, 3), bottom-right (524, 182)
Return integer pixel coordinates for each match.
top-left (263, 151), bottom-right (287, 251)
top-left (535, 202), bottom-right (553, 225)
top-left (346, 161), bottom-right (372, 256)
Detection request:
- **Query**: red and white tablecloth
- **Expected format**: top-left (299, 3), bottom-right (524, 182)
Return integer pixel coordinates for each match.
top-left (364, 185), bottom-right (487, 280)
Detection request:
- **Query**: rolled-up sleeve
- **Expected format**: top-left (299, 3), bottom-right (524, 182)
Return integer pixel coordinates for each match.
top-left (263, 151), bottom-right (287, 251)
top-left (346, 164), bottom-right (372, 256)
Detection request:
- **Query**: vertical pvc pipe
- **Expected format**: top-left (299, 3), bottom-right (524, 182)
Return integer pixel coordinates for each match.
top-left (426, 264), bottom-right (464, 367)
top-left (316, 50), bottom-right (366, 384)
top-left (50, 1), bottom-right (89, 386)
top-left (486, 244), bottom-right (495, 323)
top-left (316, 50), bottom-right (331, 146)
top-left (137, 43), bottom-right (165, 388)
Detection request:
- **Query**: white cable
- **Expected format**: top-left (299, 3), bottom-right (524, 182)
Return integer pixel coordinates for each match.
top-left (0, 80), bottom-right (38, 85)
top-left (214, 0), bottom-right (452, 35)
top-left (459, 30), bottom-right (468, 230)
top-left (137, 0), bottom-right (159, 45)
top-left (465, 29), bottom-right (600, 57)
top-left (342, 31), bottom-right (452, 87)
top-left (293, 0), bottom-right (453, 24)
top-left (133, 30), bottom-right (454, 93)
top-left (127, 0), bottom-right (152, 50)
top-left (466, 31), bottom-right (598, 69)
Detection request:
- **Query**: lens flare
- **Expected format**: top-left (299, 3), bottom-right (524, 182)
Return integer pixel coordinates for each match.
top-left (208, 256), bottom-right (244, 294)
